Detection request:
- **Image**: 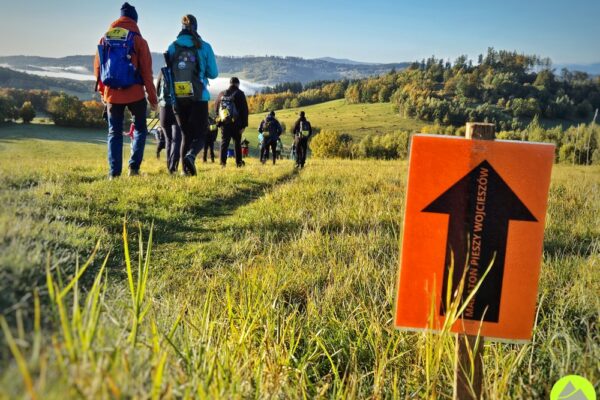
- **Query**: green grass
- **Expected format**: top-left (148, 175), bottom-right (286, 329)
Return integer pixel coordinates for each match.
top-left (248, 99), bottom-right (428, 139)
top-left (0, 125), bottom-right (598, 398)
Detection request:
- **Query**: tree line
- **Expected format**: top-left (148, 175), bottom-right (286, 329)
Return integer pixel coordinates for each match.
top-left (311, 118), bottom-right (600, 165)
top-left (0, 89), bottom-right (105, 128)
top-left (246, 80), bottom-right (350, 114)
top-left (343, 48), bottom-right (600, 131)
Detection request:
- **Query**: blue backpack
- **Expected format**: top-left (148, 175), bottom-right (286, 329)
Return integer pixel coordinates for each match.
top-left (98, 27), bottom-right (143, 89)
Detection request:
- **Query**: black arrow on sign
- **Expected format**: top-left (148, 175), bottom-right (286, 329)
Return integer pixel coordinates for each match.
top-left (422, 160), bottom-right (537, 322)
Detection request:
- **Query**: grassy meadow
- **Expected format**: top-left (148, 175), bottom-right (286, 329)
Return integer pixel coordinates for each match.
top-left (0, 123), bottom-right (598, 399)
top-left (248, 99), bottom-right (428, 139)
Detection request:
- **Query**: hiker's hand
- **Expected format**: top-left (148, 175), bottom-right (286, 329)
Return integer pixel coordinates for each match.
top-left (150, 102), bottom-right (158, 112)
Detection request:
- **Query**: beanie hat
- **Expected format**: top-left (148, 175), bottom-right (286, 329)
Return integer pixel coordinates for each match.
top-left (230, 77), bottom-right (240, 85)
top-left (121, 3), bottom-right (138, 22)
top-left (182, 14), bottom-right (198, 32)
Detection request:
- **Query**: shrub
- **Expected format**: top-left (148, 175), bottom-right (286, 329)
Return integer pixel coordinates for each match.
top-left (559, 143), bottom-right (575, 164)
top-left (47, 94), bottom-right (105, 128)
top-left (356, 131), bottom-right (411, 159)
top-left (0, 95), bottom-right (17, 123)
top-left (19, 101), bottom-right (36, 124)
top-left (311, 130), bottom-right (354, 158)
top-left (497, 131), bottom-right (525, 141)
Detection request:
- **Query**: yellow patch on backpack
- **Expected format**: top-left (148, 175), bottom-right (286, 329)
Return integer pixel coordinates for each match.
top-left (174, 82), bottom-right (194, 98)
top-left (106, 27), bottom-right (130, 41)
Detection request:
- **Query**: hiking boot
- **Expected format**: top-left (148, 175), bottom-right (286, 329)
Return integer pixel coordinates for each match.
top-left (128, 168), bottom-right (140, 177)
top-left (183, 155), bottom-right (197, 176)
top-left (108, 174), bottom-right (119, 181)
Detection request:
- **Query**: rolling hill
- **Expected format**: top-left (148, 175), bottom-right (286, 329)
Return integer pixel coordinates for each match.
top-left (0, 54), bottom-right (409, 85)
top-left (247, 99), bottom-right (427, 139)
top-left (0, 67), bottom-right (95, 99)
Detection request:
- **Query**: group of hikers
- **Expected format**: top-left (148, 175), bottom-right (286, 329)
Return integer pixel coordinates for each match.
top-left (95, 3), bottom-right (313, 179)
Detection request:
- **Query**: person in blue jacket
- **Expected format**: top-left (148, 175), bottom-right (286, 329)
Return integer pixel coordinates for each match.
top-left (166, 14), bottom-right (218, 176)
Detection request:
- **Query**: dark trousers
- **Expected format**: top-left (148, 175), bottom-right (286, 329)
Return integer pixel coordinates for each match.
top-left (203, 131), bottom-right (217, 162)
top-left (160, 106), bottom-right (182, 173)
top-left (106, 99), bottom-right (147, 176)
top-left (295, 135), bottom-right (309, 166)
top-left (220, 126), bottom-right (243, 166)
top-left (155, 131), bottom-right (166, 156)
top-left (261, 139), bottom-right (278, 165)
top-left (203, 141), bottom-right (215, 162)
top-left (175, 101), bottom-right (208, 163)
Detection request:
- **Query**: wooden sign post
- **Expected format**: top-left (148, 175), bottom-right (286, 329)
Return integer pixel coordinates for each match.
top-left (394, 123), bottom-right (555, 399)
top-left (455, 123), bottom-right (495, 400)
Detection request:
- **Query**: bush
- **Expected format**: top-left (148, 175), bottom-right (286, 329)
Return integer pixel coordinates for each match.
top-left (0, 95), bottom-right (17, 123)
top-left (563, 124), bottom-right (600, 165)
top-left (356, 131), bottom-right (411, 159)
top-left (19, 101), bottom-right (36, 124)
top-left (311, 130), bottom-right (354, 158)
top-left (47, 94), bottom-right (105, 128)
top-left (497, 130), bottom-right (525, 141)
top-left (81, 101), bottom-right (106, 128)
top-left (559, 143), bottom-right (576, 164)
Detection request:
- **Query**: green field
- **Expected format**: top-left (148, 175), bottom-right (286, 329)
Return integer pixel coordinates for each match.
top-left (248, 99), bottom-right (428, 139)
top-left (0, 124), bottom-right (598, 398)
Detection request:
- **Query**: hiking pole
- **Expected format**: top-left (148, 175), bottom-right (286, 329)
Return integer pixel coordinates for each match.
top-left (162, 52), bottom-right (178, 115)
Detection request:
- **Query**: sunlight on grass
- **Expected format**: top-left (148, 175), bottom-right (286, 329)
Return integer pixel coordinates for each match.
top-left (0, 129), bottom-right (598, 398)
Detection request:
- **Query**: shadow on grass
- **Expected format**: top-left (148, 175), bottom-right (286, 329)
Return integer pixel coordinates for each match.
top-left (0, 123), bottom-right (106, 144)
top-left (0, 168), bottom-right (300, 345)
top-left (544, 230), bottom-right (599, 258)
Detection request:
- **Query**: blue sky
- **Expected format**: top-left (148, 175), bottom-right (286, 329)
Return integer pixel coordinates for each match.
top-left (0, 0), bottom-right (598, 64)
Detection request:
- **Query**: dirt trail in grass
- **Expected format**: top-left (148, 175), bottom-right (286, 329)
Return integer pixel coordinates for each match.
top-left (150, 167), bottom-right (301, 270)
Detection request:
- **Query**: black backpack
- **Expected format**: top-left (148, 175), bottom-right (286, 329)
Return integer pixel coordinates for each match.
top-left (218, 90), bottom-right (239, 125)
top-left (264, 118), bottom-right (280, 137)
top-left (170, 44), bottom-right (203, 103)
top-left (298, 120), bottom-right (311, 137)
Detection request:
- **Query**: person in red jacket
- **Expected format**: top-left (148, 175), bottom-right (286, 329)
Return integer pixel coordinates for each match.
top-left (94, 3), bottom-right (158, 179)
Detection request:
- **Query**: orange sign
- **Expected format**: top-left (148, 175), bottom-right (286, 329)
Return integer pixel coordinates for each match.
top-left (394, 134), bottom-right (555, 342)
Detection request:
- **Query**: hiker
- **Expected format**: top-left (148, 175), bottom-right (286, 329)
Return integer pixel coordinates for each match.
top-left (203, 116), bottom-right (218, 163)
top-left (154, 126), bottom-right (166, 159)
top-left (155, 69), bottom-right (182, 173)
top-left (165, 14), bottom-right (218, 176)
top-left (258, 111), bottom-right (283, 165)
top-left (292, 111), bottom-right (313, 168)
top-left (94, 2), bottom-right (158, 179)
top-left (241, 137), bottom-right (250, 158)
top-left (214, 77), bottom-right (249, 167)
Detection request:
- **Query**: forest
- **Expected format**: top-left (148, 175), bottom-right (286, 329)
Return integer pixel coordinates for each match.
top-left (343, 48), bottom-right (600, 130)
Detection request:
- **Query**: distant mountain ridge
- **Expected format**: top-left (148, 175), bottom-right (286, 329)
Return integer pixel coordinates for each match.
top-left (0, 54), bottom-right (410, 85)
top-left (315, 57), bottom-right (378, 66)
top-left (0, 67), bottom-right (94, 98)
top-left (554, 63), bottom-right (600, 76)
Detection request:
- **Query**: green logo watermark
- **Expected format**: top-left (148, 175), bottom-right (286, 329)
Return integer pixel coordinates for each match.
top-left (551, 375), bottom-right (596, 400)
